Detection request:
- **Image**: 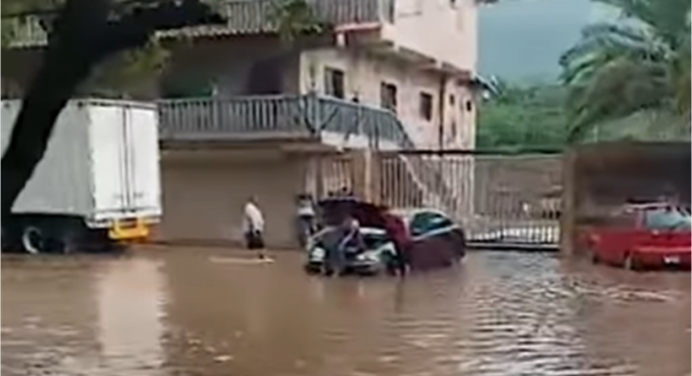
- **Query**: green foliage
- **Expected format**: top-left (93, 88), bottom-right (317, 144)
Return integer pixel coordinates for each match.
top-left (1, 0), bottom-right (169, 98)
top-left (82, 39), bottom-right (170, 99)
top-left (0, 0), bottom-right (53, 47)
top-left (559, 0), bottom-right (691, 143)
top-left (476, 81), bottom-right (569, 150)
top-left (3, 0), bottom-right (328, 98)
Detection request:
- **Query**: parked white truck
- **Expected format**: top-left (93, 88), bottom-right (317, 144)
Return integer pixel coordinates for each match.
top-left (1, 99), bottom-right (162, 253)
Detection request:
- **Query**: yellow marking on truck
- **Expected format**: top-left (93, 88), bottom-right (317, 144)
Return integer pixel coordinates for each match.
top-left (109, 218), bottom-right (149, 241)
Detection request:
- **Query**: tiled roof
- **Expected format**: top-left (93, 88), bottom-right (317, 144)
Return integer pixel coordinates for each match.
top-left (6, 0), bottom-right (391, 48)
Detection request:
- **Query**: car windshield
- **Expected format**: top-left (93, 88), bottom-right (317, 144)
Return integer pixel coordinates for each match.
top-left (644, 208), bottom-right (692, 230)
top-left (410, 212), bottom-right (453, 236)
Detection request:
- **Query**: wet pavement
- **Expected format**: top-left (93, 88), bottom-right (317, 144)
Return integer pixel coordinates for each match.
top-left (2, 247), bottom-right (690, 376)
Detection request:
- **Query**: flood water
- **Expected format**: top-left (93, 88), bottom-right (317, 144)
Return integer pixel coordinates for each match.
top-left (2, 247), bottom-right (690, 376)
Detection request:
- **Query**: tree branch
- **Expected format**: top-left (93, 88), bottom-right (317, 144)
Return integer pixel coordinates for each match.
top-left (1, 0), bottom-right (223, 223)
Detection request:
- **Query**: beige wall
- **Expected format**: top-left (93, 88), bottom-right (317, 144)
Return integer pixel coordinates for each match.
top-left (299, 48), bottom-right (477, 149)
top-left (154, 150), bottom-right (309, 249)
top-left (384, 0), bottom-right (477, 72)
top-left (2, 20), bottom-right (477, 148)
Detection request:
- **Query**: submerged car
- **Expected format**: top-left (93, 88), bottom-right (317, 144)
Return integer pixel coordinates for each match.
top-left (303, 198), bottom-right (466, 275)
top-left (304, 227), bottom-right (399, 276)
top-left (398, 209), bottom-right (467, 270)
top-left (580, 202), bottom-right (691, 271)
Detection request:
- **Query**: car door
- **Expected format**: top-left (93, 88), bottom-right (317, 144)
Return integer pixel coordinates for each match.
top-left (593, 209), bottom-right (638, 264)
top-left (407, 211), bottom-right (464, 269)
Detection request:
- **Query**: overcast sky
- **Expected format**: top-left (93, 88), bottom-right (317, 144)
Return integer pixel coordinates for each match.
top-left (478, 0), bottom-right (612, 82)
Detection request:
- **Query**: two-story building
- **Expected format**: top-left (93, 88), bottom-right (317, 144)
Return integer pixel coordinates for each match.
top-left (3, 0), bottom-right (479, 248)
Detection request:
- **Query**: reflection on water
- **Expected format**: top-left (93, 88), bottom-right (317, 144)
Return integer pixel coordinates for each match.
top-left (2, 248), bottom-right (689, 376)
top-left (97, 258), bottom-right (166, 375)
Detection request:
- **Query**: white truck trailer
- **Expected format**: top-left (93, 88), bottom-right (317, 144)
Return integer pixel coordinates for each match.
top-left (1, 99), bottom-right (162, 253)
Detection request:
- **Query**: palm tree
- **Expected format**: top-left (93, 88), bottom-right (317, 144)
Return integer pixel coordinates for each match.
top-left (559, 0), bottom-right (691, 142)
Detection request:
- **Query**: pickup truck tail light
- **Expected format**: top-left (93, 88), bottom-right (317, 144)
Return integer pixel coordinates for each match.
top-left (589, 234), bottom-right (601, 244)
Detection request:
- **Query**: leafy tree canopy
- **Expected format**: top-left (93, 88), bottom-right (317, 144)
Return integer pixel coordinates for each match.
top-left (2, 0), bottom-right (183, 98)
top-left (559, 0), bottom-right (691, 143)
top-left (2, 0), bottom-right (326, 98)
top-left (476, 79), bottom-right (569, 150)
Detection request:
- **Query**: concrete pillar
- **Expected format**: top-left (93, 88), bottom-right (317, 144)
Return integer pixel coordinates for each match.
top-left (315, 156), bottom-right (325, 199)
top-left (349, 149), bottom-right (380, 202)
top-left (350, 150), bottom-right (366, 200)
top-left (363, 149), bottom-right (374, 202)
top-left (560, 149), bottom-right (577, 257)
top-left (370, 151), bottom-right (382, 205)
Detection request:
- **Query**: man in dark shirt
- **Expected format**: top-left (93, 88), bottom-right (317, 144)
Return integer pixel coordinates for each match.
top-left (383, 213), bottom-right (410, 276)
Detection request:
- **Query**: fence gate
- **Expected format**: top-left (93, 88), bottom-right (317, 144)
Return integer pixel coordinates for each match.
top-left (303, 152), bottom-right (355, 199)
top-left (377, 151), bottom-right (563, 249)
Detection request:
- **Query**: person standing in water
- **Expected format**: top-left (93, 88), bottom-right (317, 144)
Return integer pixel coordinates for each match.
top-left (296, 194), bottom-right (316, 247)
top-left (243, 196), bottom-right (266, 259)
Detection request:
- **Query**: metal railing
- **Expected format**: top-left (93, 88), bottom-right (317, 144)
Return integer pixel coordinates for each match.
top-left (377, 153), bottom-right (563, 248)
top-left (157, 95), bottom-right (310, 140)
top-left (315, 96), bottom-right (414, 148)
top-left (6, 0), bottom-right (395, 48)
top-left (156, 93), bottom-right (413, 147)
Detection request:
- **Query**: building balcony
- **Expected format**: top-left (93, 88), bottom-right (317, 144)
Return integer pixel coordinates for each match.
top-left (157, 93), bottom-right (413, 150)
top-left (5, 0), bottom-right (395, 48)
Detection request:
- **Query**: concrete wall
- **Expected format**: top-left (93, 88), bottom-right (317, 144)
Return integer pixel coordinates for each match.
top-left (386, 0), bottom-right (477, 72)
top-left (3, 32), bottom-right (477, 149)
top-left (299, 48), bottom-right (477, 149)
top-left (153, 149), bottom-right (309, 249)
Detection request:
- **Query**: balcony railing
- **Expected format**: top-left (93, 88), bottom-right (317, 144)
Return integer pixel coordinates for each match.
top-left (157, 93), bottom-right (414, 148)
top-left (6, 0), bottom-right (395, 48)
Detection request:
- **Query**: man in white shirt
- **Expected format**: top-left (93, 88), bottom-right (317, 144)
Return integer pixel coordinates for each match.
top-left (243, 196), bottom-right (265, 258)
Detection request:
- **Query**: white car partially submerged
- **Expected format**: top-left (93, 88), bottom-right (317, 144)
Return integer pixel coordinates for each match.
top-left (304, 227), bottom-right (399, 276)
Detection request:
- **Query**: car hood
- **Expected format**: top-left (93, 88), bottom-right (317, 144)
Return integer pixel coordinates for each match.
top-left (317, 198), bottom-right (388, 229)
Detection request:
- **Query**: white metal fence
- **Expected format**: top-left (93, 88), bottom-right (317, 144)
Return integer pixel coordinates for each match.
top-left (377, 153), bottom-right (563, 247)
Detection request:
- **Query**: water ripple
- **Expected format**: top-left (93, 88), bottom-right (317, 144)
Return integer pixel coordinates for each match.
top-left (2, 249), bottom-right (689, 376)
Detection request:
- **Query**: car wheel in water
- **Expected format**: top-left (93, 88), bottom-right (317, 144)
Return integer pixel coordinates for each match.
top-left (623, 253), bottom-right (639, 271)
top-left (589, 248), bottom-right (599, 264)
top-left (324, 267), bottom-right (335, 277)
top-left (304, 264), bottom-right (320, 275)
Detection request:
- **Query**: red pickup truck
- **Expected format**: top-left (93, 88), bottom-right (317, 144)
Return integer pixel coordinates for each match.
top-left (580, 203), bottom-right (691, 271)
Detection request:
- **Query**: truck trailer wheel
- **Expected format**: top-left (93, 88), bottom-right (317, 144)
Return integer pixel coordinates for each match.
top-left (21, 226), bottom-right (44, 254)
top-left (20, 221), bottom-right (76, 254)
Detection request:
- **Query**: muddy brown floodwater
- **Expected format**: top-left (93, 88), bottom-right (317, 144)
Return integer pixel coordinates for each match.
top-left (2, 247), bottom-right (690, 376)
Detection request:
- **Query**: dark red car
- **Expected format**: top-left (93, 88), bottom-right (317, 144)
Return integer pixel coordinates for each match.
top-left (580, 203), bottom-right (691, 271)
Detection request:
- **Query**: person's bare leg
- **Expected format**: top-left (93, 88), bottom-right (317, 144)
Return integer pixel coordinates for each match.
top-left (256, 231), bottom-right (266, 259)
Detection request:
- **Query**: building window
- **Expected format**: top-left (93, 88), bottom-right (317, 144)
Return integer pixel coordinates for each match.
top-left (380, 82), bottom-right (398, 113)
top-left (324, 67), bottom-right (345, 99)
top-left (419, 92), bottom-right (433, 121)
top-left (465, 100), bottom-right (473, 112)
top-left (449, 94), bottom-right (455, 106)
